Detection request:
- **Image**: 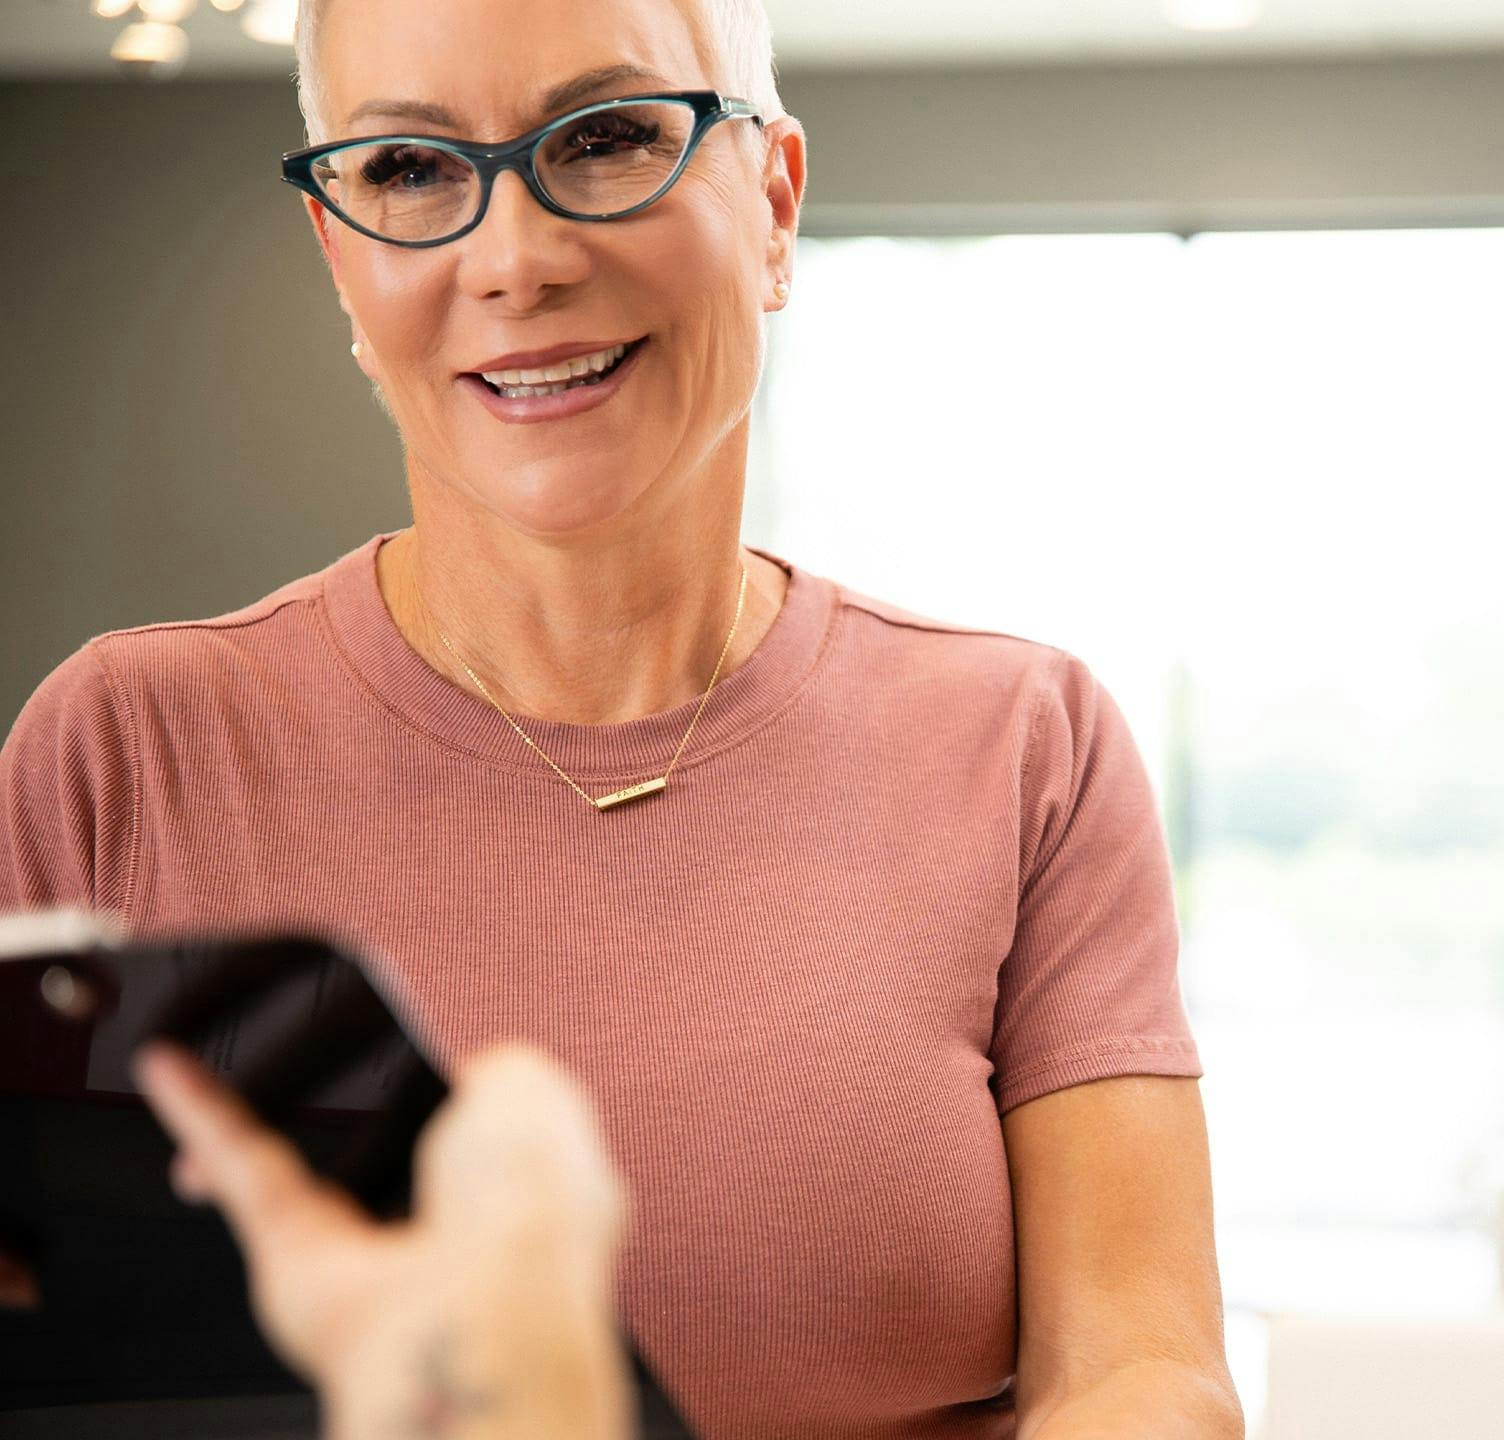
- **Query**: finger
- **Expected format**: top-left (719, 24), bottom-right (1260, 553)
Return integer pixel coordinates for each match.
top-left (132, 1039), bottom-right (370, 1261)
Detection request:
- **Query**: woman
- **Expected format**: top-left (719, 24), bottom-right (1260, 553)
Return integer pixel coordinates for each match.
top-left (0, 0), bottom-right (1244, 1436)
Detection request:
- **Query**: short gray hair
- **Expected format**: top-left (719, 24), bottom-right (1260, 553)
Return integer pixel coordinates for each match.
top-left (293, 0), bottom-right (786, 155)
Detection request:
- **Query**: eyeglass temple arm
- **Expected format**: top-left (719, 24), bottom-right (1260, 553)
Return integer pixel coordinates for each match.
top-left (723, 97), bottom-right (764, 128)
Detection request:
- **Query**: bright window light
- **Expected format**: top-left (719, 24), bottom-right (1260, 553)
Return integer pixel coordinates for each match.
top-left (753, 226), bottom-right (1504, 1430)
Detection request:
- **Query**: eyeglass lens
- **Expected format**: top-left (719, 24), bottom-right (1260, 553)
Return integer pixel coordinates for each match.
top-left (311, 100), bottom-right (699, 241)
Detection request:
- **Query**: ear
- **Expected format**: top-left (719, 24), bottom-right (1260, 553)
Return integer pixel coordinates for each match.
top-left (303, 194), bottom-right (354, 321)
top-left (303, 194), bottom-right (372, 370)
top-left (760, 117), bottom-right (807, 304)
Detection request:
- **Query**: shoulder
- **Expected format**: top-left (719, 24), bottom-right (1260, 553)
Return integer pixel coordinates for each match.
top-left (1, 636), bottom-right (141, 916)
top-left (4, 637), bottom-right (124, 757)
top-left (92, 563), bottom-right (324, 658)
top-left (825, 574), bottom-right (1131, 798)
top-left (6, 556), bottom-right (317, 754)
top-left (831, 575), bottom-right (1077, 706)
top-left (75, 553), bottom-right (343, 716)
top-left (5, 548), bottom-right (354, 773)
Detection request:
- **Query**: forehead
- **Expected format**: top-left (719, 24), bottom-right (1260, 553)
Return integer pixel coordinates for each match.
top-left (322, 0), bottom-right (709, 134)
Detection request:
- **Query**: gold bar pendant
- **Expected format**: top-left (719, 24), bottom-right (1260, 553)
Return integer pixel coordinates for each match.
top-left (593, 776), bottom-right (668, 811)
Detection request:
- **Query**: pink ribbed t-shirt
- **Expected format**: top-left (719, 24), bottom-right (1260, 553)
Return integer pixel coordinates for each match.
top-left (1, 531), bottom-right (1202, 1440)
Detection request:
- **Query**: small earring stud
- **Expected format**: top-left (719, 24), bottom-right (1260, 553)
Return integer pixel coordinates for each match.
top-left (351, 341), bottom-right (363, 359)
top-left (773, 281), bottom-right (790, 302)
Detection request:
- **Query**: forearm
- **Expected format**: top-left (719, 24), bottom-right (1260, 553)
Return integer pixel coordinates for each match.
top-left (1020, 1357), bottom-right (1244, 1440)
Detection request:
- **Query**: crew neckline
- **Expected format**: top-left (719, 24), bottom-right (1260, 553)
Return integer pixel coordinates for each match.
top-left (321, 530), bottom-right (836, 781)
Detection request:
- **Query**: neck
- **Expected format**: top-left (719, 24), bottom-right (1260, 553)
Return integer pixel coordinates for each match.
top-left (377, 525), bottom-right (788, 728)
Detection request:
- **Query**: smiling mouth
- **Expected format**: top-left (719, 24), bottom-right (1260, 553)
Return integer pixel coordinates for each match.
top-left (469, 337), bottom-right (650, 399)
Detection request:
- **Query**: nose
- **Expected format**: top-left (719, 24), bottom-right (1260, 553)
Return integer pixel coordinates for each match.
top-left (457, 163), bottom-right (590, 298)
top-left (484, 160), bottom-right (544, 219)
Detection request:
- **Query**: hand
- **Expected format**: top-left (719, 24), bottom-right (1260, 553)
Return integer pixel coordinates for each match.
top-left (132, 1038), bottom-right (635, 1440)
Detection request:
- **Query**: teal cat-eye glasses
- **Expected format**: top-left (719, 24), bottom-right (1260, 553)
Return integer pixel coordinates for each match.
top-left (280, 90), bottom-right (765, 248)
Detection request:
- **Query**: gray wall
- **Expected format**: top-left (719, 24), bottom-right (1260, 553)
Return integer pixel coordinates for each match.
top-left (5, 52), bottom-right (1504, 729)
top-left (786, 52), bottom-right (1504, 233)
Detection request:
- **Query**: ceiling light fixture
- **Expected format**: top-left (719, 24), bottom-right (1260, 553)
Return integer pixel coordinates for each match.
top-left (1162, 0), bottom-right (1263, 31)
top-left (137, 0), bottom-right (197, 21)
top-left (89, 0), bottom-right (294, 76)
top-left (108, 20), bottom-right (189, 75)
top-left (241, 0), bottom-right (297, 46)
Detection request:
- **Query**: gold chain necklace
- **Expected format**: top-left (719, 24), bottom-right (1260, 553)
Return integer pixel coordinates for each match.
top-left (414, 562), bottom-right (748, 812)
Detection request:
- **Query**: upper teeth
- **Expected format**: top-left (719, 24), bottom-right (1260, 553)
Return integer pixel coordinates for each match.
top-left (482, 343), bottom-right (627, 387)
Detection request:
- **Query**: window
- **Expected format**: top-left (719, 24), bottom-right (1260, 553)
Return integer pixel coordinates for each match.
top-left (751, 228), bottom-right (1504, 1429)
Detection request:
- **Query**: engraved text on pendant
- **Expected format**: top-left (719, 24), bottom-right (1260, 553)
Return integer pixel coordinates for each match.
top-left (593, 776), bottom-right (668, 811)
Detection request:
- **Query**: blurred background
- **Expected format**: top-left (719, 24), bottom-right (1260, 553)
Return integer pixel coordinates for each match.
top-left (3, 2), bottom-right (1503, 1436)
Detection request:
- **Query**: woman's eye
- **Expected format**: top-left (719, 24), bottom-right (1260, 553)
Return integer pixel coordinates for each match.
top-left (360, 148), bottom-right (443, 187)
top-left (562, 121), bottom-right (658, 159)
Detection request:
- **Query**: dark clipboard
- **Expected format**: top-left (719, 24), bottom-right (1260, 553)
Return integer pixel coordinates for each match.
top-left (0, 914), bottom-right (694, 1437)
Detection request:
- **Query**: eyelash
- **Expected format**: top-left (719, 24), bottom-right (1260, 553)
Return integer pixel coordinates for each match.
top-left (354, 115), bottom-right (664, 188)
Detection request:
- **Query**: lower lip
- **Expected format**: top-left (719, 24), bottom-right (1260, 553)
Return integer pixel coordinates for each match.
top-left (459, 339), bottom-right (650, 426)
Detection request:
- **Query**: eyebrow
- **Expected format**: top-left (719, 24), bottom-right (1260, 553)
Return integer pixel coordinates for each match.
top-left (343, 63), bottom-right (674, 134)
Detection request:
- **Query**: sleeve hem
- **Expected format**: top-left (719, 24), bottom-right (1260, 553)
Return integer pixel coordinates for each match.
top-left (995, 1035), bottom-right (1204, 1115)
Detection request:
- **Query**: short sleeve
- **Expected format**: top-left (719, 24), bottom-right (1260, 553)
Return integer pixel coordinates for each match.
top-left (0, 640), bottom-right (140, 924)
top-left (990, 649), bottom-right (1203, 1115)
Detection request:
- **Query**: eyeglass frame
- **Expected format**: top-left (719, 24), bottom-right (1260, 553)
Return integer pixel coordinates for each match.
top-left (280, 89), bottom-right (765, 249)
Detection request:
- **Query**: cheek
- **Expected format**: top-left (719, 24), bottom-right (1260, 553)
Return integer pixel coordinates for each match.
top-left (351, 253), bottom-right (453, 360)
top-left (657, 169), bottom-right (762, 300)
top-left (648, 204), bottom-right (763, 350)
